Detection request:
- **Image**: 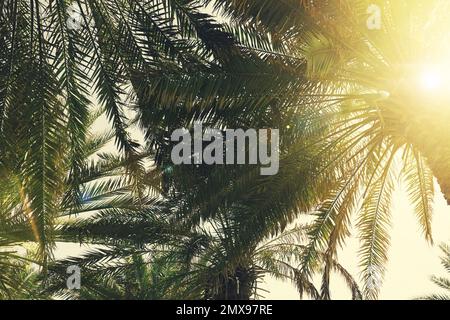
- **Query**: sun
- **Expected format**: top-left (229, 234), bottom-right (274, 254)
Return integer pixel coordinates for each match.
top-left (420, 69), bottom-right (443, 91)
top-left (411, 64), bottom-right (450, 106)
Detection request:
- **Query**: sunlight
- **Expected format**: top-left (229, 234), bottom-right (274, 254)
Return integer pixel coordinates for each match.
top-left (420, 69), bottom-right (443, 91)
top-left (412, 63), bottom-right (450, 101)
top-left (412, 1), bottom-right (450, 97)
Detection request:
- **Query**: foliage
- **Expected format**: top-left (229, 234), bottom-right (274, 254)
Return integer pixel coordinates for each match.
top-left (1, 0), bottom-right (449, 301)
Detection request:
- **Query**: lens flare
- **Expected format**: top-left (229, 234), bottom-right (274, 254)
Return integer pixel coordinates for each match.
top-left (420, 70), bottom-right (443, 90)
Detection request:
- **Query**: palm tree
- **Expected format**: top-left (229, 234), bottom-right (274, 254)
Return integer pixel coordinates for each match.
top-left (45, 213), bottom-right (361, 300)
top-left (0, 106), bottom-right (156, 298)
top-left (3, 0), bottom-right (448, 301)
top-left (2, 0), bottom-right (324, 299)
top-left (201, 0), bottom-right (450, 299)
top-left (0, 0), bottom-right (310, 269)
top-left (47, 253), bottom-right (182, 300)
top-left (418, 244), bottom-right (450, 300)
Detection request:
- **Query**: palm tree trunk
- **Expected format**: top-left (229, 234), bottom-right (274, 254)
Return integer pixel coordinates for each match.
top-left (210, 267), bottom-right (256, 300)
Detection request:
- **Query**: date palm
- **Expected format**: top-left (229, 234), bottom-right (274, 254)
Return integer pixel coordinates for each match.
top-left (0, 0), bottom-right (214, 264)
top-left (204, 0), bottom-right (450, 299)
top-left (3, 0), bottom-right (449, 301)
top-left (45, 211), bottom-right (361, 300)
top-left (0, 107), bottom-right (155, 298)
top-left (1, 0), bottom-right (315, 268)
top-left (1, 0), bottom-right (327, 299)
top-left (41, 118), bottom-right (362, 300)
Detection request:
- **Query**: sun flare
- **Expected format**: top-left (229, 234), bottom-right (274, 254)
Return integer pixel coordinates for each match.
top-left (420, 70), bottom-right (443, 91)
